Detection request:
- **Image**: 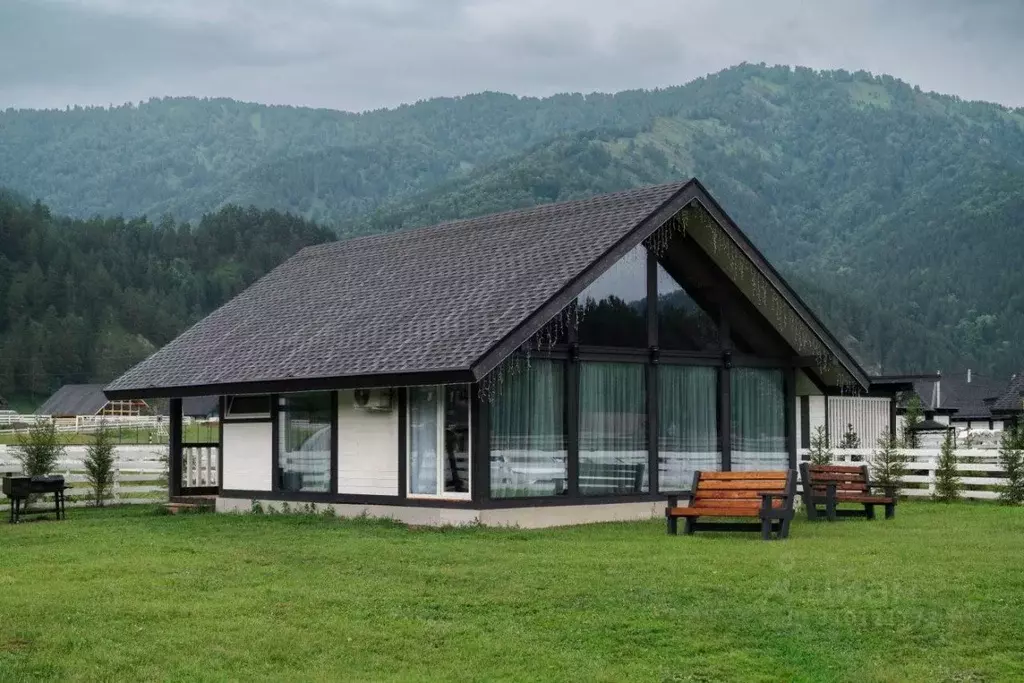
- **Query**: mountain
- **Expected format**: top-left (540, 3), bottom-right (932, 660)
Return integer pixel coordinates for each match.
top-left (0, 197), bottom-right (334, 405)
top-left (2, 63), bottom-right (1024, 391)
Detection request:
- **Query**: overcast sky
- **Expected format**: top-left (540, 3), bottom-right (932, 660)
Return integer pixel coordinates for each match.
top-left (1, 0), bottom-right (1022, 112)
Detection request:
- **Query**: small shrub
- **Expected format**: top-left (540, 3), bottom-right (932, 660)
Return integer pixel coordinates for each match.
top-left (12, 420), bottom-right (66, 477)
top-left (870, 428), bottom-right (907, 496)
top-left (933, 430), bottom-right (961, 502)
top-left (902, 394), bottom-right (923, 448)
top-left (84, 422), bottom-right (117, 507)
top-left (807, 425), bottom-right (833, 465)
top-left (998, 423), bottom-right (1024, 505)
top-left (838, 423), bottom-right (860, 449)
top-left (250, 500), bottom-right (265, 515)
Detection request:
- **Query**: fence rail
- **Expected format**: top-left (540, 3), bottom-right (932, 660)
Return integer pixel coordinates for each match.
top-left (0, 445), bottom-right (170, 511)
top-left (801, 448), bottom-right (1008, 501)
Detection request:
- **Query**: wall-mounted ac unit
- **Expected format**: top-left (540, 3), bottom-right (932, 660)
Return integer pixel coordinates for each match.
top-left (353, 389), bottom-right (393, 413)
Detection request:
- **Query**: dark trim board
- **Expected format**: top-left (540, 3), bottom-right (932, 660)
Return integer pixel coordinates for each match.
top-left (105, 368), bottom-right (476, 400)
top-left (218, 489), bottom-right (664, 510)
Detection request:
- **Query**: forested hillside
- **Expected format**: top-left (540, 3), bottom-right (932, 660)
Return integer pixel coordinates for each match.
top-left (0, 198), bottom-right (333, 406)
top-left (2, 63), bottom-right (1024, 402)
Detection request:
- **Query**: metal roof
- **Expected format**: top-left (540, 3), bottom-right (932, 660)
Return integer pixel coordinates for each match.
top-left (37, 384), bottom-right (110, 417)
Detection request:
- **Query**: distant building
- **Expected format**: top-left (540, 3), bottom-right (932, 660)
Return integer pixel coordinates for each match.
top-left (37, 384), bottom-right (151, 418)
top-left (900, 369), bottom-right (1022, 432)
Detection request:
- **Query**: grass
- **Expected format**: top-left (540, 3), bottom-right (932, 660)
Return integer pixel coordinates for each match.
top-left (1, 503), bottom-right (1023, 682)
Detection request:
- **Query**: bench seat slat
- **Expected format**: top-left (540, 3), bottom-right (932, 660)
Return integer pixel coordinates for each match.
top-left (669, 506), bottom-right (761, 518)
top-left (827, 495), bottom-right (894, 504)
top-left (809, 465), bottom-right (864, 473)
top-left (699, 480), bottom-right (785, 490)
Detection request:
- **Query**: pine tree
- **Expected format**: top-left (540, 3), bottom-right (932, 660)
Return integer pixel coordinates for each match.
top-left (902, 394), bottom-right (923, 448)
top-left (998, 422), bottom-right (1024, 505)
top-left (807, 425), bottom-right (833, 465)
top-left (870, 428), bottom-right (907, 496)
top-left (84, 422), bottom-right (117, 507)
top-left (12, 419), bottom-right (65, 477)
top-left (838, 423), bottom-right (860, 449)
top-left (933, 429), bottom-right (961, 502)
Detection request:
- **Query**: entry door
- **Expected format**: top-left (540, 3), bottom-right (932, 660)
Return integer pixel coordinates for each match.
top-left (407, 385), bottom-right (471, 499)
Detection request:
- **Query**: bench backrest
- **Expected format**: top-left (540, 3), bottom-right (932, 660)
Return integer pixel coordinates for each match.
top-left (799, 463), bottom-right (869, 498)
top-left (689, 470), bottom-right (795, 511)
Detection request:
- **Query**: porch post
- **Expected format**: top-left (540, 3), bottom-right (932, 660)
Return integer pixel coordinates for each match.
top-left (168, 397), bottom-right (183, 498)
top-left (785, 368), bottom-right (797, 471)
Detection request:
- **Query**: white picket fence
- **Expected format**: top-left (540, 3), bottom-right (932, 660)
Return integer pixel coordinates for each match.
top-left (802, 448), bottom-right (1008, 500)
top-left (183, 445), bottom-right (218, 488)
top-left (0, 445), bottom-right (169, 510)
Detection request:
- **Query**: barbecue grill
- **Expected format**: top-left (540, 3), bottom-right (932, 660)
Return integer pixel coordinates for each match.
top-left (3, 475), bottom-right (69, 523)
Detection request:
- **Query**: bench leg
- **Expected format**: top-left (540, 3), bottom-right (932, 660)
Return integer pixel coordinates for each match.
top-left (826, 498), bottom-right (837, 522)
top-left (760, 517), bottom-right (772, 540)
top-left (683, 517), bottom-right (697, 535)
top-left (779, 517), bottom-right (792, 539)
top-left (805, 501), bottom-right (818, 521)
top-left (885, 502), bottom-right (896, 519)
top-left (864, 504), bottom-right (876, 520)
top-left (666, 515), bottom-right (678, 535)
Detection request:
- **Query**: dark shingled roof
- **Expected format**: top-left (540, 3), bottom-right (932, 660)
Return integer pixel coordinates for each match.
top-left (107, 181), bottom-right (688, 395)
top-left (993, 373), bottom-right (1024, 412)
top-left (38, 384), bottom-right (110, 417)
top-left (908, 373), bottom-right (1012, 419)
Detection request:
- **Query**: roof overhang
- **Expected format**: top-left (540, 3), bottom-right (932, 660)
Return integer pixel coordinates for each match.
top-left (104, 368), bottom-right (476, 401)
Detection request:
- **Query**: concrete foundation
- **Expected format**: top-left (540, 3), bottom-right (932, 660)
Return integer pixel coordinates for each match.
top-left (215, 497), bottom-right (662, 528)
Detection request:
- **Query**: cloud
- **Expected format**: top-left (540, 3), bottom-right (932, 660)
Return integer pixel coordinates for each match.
top-left (1, 0), bottom-right (1022, 111)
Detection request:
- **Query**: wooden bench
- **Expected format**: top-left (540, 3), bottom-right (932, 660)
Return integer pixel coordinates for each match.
top-left (799, 463), bottom-right (896, 521)
top-left (665, 470), bottom-right (796, 540)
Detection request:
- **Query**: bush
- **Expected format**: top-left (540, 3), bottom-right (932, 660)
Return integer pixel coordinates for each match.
top-left (12, 420), bottom-right (66, 477)
top-left (837, 423), bottom-right (860, 449)
top-left (807, 425), bottom-right (833, 465)
top-left (933, 430), bottom-right (961, 502)
top-left (84, 423), bottom-right (117, 507)
top-left (998, 423), bottom-right (1024, 506)
top-left (870, 428), bottom-right (907, 495)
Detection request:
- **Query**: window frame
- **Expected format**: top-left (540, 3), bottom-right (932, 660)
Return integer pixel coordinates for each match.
top-left (406, 384), bottom-right (473, 501)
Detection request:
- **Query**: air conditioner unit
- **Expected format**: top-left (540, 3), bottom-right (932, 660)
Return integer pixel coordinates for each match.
top-left (353, 389), bottom-right (393, 413)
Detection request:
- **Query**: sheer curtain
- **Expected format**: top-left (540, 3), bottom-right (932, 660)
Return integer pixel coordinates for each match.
top-left (489, 361), bottom-right (566, 498)
top-left (658, 365), bottom-right (719, 491)
top-left (579, 362), bottom-right (648, 495)
top-left (731, 368), bottom-right (787, 470)
top-left (409, 387), bottom-right (439, 495)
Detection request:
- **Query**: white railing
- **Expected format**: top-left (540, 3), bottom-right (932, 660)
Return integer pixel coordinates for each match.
top-left (0, 445), bottom-right (168, 510)
top-left (183, 445), bottom-right (219, 488)
top-left (801, 448), bottom-right (1008, 501)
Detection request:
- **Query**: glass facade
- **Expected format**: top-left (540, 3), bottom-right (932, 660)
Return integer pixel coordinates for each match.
top-left (408, 385), bottom-right (471, 497)
top-left (489, 361), bottom-right (567, 498)
top-left (576, 245), bottom-right (647, 347)
top-left (278, 393), bottom-right (332, 492)
top-left (656, 262), bottom-right (720, 351)
top-left (658, 365), bottom-right (720, 491)
top-left (731, 368), bottom-right (787, 470)
top-left (578, 362), bottom-right (648, 495)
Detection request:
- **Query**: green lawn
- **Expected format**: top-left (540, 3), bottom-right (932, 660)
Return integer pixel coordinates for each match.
top-left (1, 503), bottom-right (1023, 682)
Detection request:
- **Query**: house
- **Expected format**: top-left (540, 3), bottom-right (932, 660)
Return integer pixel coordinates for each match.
top-left (37, 384), bottom-right (151, 418)
top-left (105, 178), bottom-right (906, 527)
top-left (900, 370), bottom-right (1014, 432)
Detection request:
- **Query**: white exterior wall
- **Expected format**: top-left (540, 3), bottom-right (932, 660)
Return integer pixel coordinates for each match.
top-left (337, 390), bottom-right (399, 496)
top-left (827, 396), bottom-right (891, 447)
top-left (808, 395), bottom-right (826, 439)
top-left (222, 422), bottom-right (273, 491)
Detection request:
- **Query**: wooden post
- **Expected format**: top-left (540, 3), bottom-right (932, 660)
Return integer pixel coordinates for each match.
top-left (168, 398), bottom-right (183, 498)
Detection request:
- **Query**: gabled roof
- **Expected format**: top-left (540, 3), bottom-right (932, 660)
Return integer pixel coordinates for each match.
top-left (38, 384), bottom-right (110, 417)
top-left (905, 372), bottom-right (1012, 419)
top-left (106, 178), bottom-right (870, 399)
top-left (992, 373), bottom-right (1024, 413)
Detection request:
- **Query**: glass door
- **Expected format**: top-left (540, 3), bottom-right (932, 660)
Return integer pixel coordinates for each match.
top-left (407, 385), bottom-right (471, 499)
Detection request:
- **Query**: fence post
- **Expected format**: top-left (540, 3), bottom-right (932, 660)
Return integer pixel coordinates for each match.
top-left (205, 447), bottom-right (212, 486)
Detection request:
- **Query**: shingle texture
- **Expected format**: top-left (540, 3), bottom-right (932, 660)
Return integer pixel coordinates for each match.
top-left (908, 373), bottom-right (1012, 419)
top-left (107, 181), bottom-right (688, 393)
top-left (992, 374), bottom-right (1024, 412)
top-left (38, 384), bottom-right (110, 416)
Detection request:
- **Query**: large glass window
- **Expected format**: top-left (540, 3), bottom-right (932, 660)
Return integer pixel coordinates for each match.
top-left (731, 368), bottom-right (787, 470)
top-left (576, 245), bottom-right (647, 347)
top-left (408, 385), bottom-right (471, 498)
top-left (579, 362), bottom-right (648, 495)
top-left (489, 361), bottom-right (567, 498)
top-left (659, 365), bottom-right (720, 491)
top-left (278, 393), bottom-right (332, 492)
top-left (656, 263), bottom-right (720, 352)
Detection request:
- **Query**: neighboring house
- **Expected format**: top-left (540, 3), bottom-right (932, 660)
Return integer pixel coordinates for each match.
top-left (106, 178), bottom-right (907, 527)
top-left (900, 370), bottom-right (1014, 432)
top-left (37, 384), bottom-right (151, 418)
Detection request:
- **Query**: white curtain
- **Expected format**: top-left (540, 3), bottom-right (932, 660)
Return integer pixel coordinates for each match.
top-left (409, 387), bottom-right (438, 494)
top-left (731, 368), bottom-right (787, 470)
top-left (659, 365), bottom-right (719, 491)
